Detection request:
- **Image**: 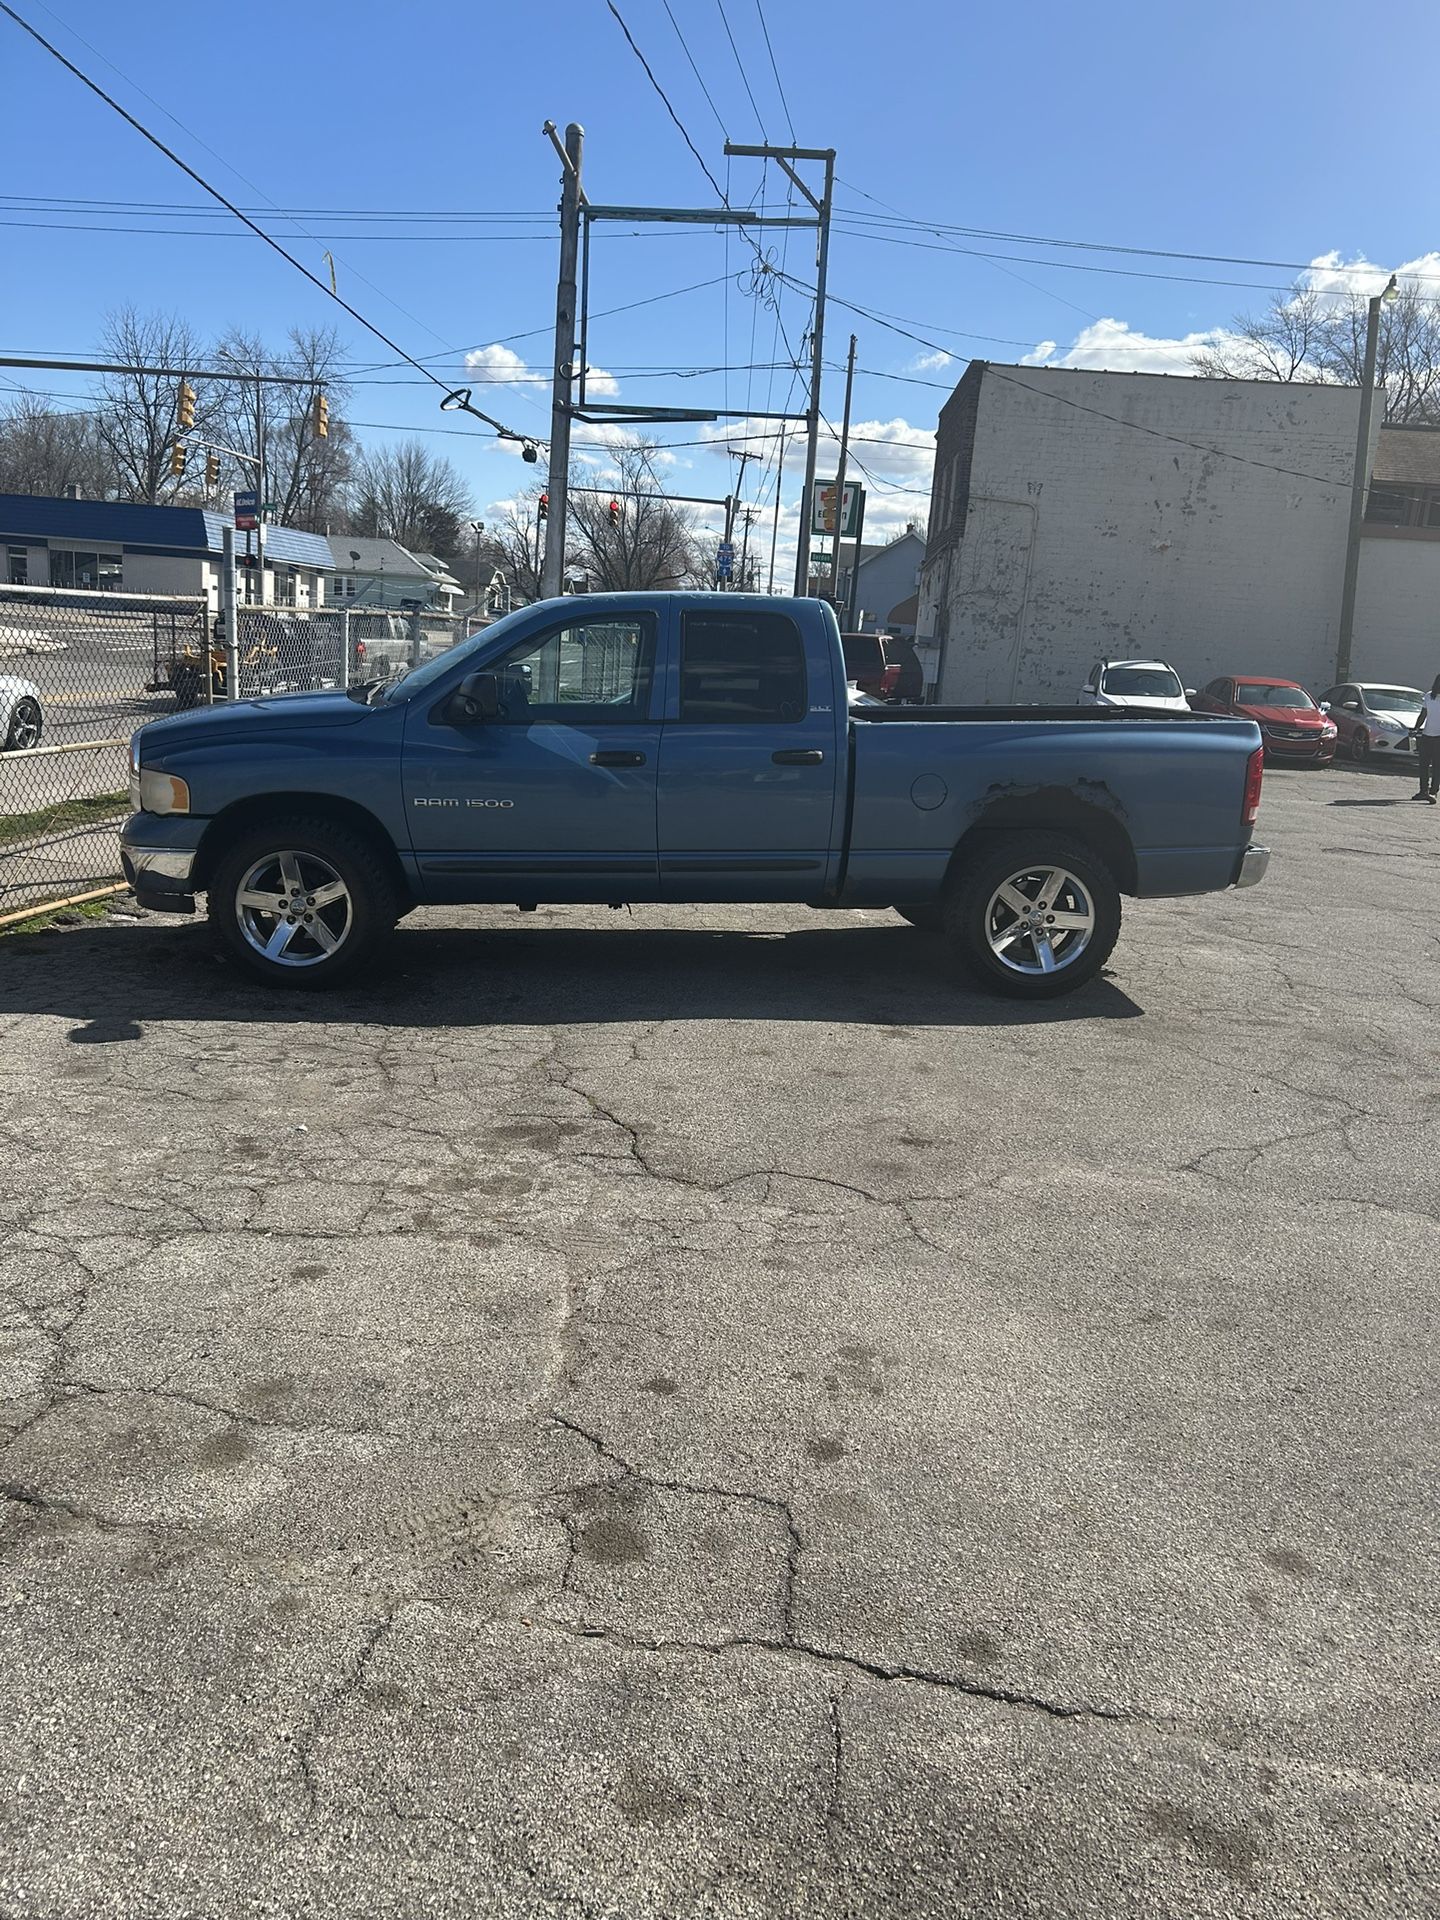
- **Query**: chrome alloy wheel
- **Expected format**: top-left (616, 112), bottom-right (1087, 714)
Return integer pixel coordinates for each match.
top-left (235, 849), bottom-right (353, 968)
top-left (984, 865), bottom-right (1096, 976)
top-left (7, 697), bottom-right (42, 750)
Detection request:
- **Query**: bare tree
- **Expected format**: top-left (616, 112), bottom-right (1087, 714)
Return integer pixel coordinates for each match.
top-left (1192, 280), bottom-right (1440, 422)
top-left (493, 487), bottom-right (551, 603)
top-left (96, 308), bottom-right (218, 503)
top-left (0, 392), bottom-right (111, 498)
top-left (211, 325), bottom-right (353, 530)
top-left (346, 439), bottom-right (474, 556)
top-left (567, 442), bottom-right (708, 590)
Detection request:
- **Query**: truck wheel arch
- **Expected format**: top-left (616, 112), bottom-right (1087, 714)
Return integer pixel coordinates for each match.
top-left (945, 789), bottom-right (1137, 896)
top-left (192, 793), bottom-right (412, 908)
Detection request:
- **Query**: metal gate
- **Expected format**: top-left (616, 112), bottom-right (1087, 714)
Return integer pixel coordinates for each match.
top-left (0, 584), bottom-right (208, 916)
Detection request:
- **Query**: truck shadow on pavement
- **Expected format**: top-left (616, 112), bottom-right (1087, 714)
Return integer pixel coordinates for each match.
top-left (2, 917), bottom-right (1145, 1032)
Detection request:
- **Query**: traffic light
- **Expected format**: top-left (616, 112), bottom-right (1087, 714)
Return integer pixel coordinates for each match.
top-left (205, 452), bottom-right (220, 488)
top-left (177, 380), bottom-right (196, 430)
top-left (313, 393), bottom-right (329, 439)
top-left (537, 492), bottom-right (549, 520)
top-left (169, 441), bottom-right (187, 477)
top-left (607, 498), bottom-right (620, 523)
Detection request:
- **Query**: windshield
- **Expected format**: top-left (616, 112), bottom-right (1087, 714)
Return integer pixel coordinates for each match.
top-left (1236, 683), bottom-right (1314, 709)
top-left (1101, 666), bottom-right (1183, 698)
top-left (1363, 686), bottom-right (1423, 713)
top-left (376, 605), bottom-right (533, 703)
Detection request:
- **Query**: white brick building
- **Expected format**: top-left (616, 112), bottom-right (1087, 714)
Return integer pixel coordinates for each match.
top-left (915, 364), bottom-right (1426, 704)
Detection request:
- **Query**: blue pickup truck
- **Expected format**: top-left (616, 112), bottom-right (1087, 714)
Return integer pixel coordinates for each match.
top-left (121, 592), bottom-right (1268, 1000)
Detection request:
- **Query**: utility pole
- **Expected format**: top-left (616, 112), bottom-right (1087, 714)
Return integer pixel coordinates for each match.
top-left (768, 428), bottom-right (787, 594)
top-left (726, 448), bottom-right (760, 590)
top-left (846, 486), bottom-right (867, 631)
top-left (826, 334), bottom-right (857, 612)
top-left (723, 145), bottom-right (835, 596)
top-left (470, 519), bottom-right (485, 615)
top-left (542, 121), bottom-right (584, 601)
top-left (1335, 274), bottom-right (1397, 682)
top-left (739, 507), bottom-right (759, 592)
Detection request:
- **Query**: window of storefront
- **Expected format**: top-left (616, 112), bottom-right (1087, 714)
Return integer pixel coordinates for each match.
top-left (6, 548), bottom-right (28, 585)
top-left (49, 548), bottom-right (124, 590)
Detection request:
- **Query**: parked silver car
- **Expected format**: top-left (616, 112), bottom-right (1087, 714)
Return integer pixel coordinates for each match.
top-left (0, 674), bottom-right (43, 750)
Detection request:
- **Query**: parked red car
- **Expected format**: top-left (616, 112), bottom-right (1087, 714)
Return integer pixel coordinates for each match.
top-left (840, 632), bottom-right (923, 703)
top-left (1190, 676), bottom-right (1337, 763)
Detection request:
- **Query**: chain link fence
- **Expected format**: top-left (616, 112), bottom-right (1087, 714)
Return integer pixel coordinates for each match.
top-left (226, 606), bottom-right (462, 696)
top-left (0, 585), bottom-right (468, 919)
top-left (0, 585), bottom-right (208, 917)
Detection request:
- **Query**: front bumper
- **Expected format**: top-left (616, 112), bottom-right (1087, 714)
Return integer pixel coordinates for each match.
top-left (1234, 843), bottom-right (1271, 889)
top-left (120, 813), bottom-right (203, 912)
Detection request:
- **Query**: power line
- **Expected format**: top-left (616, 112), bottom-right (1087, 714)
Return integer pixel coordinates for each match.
top-left (832, 222), bottom-right (1312, 297)
top-left (834, 192), bottom-right (1440, 284)
top-left (0, 1), bottom-right (528, 444)
top-left (14, 4), bottom-right (457, 351)
top-left (604, 0), bottom-right (729, 203)
top-left (660, 0), bottom-right (730, 140)
top-left (752, 0), bottom-right (796, 143)
top-left (714, 0), bottom-right (768, 139)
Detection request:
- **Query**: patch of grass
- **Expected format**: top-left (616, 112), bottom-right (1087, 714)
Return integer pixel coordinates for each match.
top-left (0, 790), bottom-right (129, 849)
top-left (1, 895), bottom-right (120, 936)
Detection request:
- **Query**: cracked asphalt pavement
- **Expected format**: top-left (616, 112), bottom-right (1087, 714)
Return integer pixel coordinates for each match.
top-left (1, 764), bottom-right (1436, 1918)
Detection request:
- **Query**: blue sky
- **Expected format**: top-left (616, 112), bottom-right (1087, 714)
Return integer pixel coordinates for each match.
top-left (3, 0), bottom-right (1438, 570)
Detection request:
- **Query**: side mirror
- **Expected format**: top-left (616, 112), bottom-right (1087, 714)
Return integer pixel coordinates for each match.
top-left (449, 670), bottom-right (501, 723)
top-left (1184, 688), bottom-right (1197, 699)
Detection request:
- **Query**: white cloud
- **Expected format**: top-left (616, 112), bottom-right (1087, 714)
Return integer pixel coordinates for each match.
top-left (1017, 250), bottom-right (1440, 380)
top-left (912, 349), bottom-right (953, 372)
top-left (464, 342), bottom-right (545, 385)
top-left (572, 422), bottom-right (676, 467)
top-left (1300, 249), bottom-right (1440, 302)
top-left (1018, 317), bottom-right (1240, 375)
top-left (463, 343), bottom-right (618, 399)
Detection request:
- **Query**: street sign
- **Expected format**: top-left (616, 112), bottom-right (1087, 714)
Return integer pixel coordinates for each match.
top-left (233, 490), bottom-right (258, 531)
top-left (810, 480), bottom-right (862, 539)
top-left (716, 541), bottom-right (735, 579)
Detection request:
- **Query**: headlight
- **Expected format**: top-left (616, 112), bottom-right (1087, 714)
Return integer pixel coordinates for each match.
top-left (136, 769), bottom-right (191, 815)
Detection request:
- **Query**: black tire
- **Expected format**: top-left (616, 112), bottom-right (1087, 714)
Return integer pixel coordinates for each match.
top-left (893, 903), bottom-right (943, 931)
top-left (1350, 730), bottom-right (1369, 763)
top-left (172, 666), bottom-right (202, 711)
top-left (943, 831), bottom-right (1121, 1000)
top-left (208, 817), bottom-right (398, 989)
top-left (4, 696), bottom-right (43, 751)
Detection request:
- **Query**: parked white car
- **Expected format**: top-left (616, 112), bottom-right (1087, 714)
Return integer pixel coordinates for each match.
top-left (0, 675), bottom-right (43, 751)
top-left (1079, 657), bottom-right (1194, 714)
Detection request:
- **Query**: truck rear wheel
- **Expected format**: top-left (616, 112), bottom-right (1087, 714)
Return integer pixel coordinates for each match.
top-left (209, 818), bottom-right (398, 989)
top-left (944, 832), bottom-right (1121, 999)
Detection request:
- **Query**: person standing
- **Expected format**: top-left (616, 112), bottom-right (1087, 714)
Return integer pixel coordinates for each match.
top-left (1414, 675), bottom-right (1440, 804)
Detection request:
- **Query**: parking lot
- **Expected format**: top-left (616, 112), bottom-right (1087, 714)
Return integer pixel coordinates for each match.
top-left (0, 762), bottom-right (1435, 1918)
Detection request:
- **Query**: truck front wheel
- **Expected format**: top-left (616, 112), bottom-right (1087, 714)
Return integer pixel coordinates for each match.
top-left (209, 818), bottom-right (398, 988)
top-left (944, 832), bottom-right (1121, 999)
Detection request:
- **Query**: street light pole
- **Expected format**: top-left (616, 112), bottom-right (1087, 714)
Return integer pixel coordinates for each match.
top-left (1335, 274), bottom-right (1398, 683)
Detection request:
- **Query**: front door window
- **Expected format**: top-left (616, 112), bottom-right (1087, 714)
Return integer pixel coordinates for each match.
top-left (490, 614), bottom-right (656, 725)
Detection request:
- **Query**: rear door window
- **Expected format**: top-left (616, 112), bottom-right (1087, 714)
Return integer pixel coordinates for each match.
top-left (679, 611), bottom-right (808, 724)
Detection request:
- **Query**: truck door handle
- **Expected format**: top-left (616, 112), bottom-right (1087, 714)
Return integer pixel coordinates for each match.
top-left (772, 748), bottom-right (824, 765)
top-left (589, 749), bottom-right (646, 767)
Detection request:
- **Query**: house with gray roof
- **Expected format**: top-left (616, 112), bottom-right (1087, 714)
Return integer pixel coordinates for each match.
top-left (327, 537), bottom-right (463, 612)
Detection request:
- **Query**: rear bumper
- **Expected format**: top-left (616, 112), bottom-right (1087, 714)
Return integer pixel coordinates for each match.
top-left (1234, 843), bottom-right (1271, 889)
